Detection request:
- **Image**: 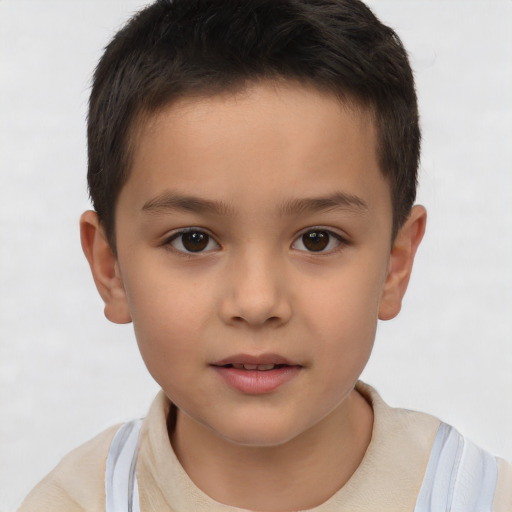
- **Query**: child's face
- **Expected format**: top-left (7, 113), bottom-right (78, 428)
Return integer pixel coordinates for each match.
top-left (103, 82), bottom-right (411, 446)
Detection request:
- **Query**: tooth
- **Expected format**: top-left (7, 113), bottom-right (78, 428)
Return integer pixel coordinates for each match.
top-left (243, 364), bottom-right (258, 370)
top-left (258, 364), bottom-right (275, 371)
top-left (232, 363), bottom-right (244, 369)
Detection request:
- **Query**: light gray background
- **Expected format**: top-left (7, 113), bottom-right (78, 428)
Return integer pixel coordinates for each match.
top-left (1, 1), bottom-right (511, 510)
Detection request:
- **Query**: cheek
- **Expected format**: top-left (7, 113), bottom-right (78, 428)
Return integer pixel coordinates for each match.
top-left (303, 265), bottom-right (383, 331)
top-left (301, 263), bottom-right (384, 366)
top-left (124, 274), bottom-right (212, 375)
top-left (126, 262), bottom-right (213, 330)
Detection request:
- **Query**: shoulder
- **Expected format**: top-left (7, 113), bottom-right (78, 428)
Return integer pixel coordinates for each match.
top-left (18, 424), bottom-right (121, 512)
top-left (339, 382), bottom-right (441, 509)
top-left (356, 381), bottom-right (441, 452)
top-left (494, 457), bottom-right (512, 512)
top-left (354, 382), bottom-right (512, 511)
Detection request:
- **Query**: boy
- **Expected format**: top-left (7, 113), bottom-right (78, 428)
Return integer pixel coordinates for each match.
top-left (19, 0), bottom-right (512, 510)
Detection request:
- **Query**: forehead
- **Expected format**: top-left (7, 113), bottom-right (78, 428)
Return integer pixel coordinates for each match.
top-left (121, 81), bottom-right (390, 222)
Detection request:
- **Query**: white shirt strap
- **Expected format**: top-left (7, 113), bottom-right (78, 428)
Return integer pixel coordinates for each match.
top-left (105, 419), bottom-right (143, 512)
top-left (414, 422), bottom-right (498, 512)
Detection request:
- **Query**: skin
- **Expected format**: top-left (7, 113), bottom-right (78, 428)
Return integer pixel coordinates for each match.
top-left (81, 81), bottom-right (426, 511)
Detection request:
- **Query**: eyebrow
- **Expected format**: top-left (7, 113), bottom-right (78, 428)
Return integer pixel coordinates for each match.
top-left (141, 191), bottom-right (368, 217)
top-left (142, 192), bottom-right (234, 216)
top-left (278, 192), bottom-right (369, 216)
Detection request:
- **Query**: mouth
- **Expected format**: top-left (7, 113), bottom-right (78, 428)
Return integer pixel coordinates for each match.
top-left (210, 354), bottom-right (302, 394)
top-left (215, 363), bottom-right (291, 371)
top-left (211, 353), bottom-right (301, 370)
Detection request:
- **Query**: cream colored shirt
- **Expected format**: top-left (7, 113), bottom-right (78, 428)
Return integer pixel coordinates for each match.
top-left (19, 382), bottom-right (512, 511)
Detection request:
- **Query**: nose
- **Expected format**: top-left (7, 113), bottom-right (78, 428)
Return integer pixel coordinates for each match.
top-left (219, 249), bottom-right (292, 328)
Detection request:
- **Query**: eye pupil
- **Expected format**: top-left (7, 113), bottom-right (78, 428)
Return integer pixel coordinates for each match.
top-left (182, 232), bottom-right (209, 252)
top-left (303, 231), bottom-right (329, 251)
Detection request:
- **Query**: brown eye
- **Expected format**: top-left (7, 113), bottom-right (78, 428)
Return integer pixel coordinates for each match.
top-left (302, 231), bottom-right (329, 251)
top-left (292, 229), bottom-right (343, 253)
top-left (168, 230), bottom-right (219, 253)
top-left (182, 232), bottom-right (209, 251)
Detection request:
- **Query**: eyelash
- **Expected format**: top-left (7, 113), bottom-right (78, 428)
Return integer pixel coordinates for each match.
top-left (163, 227), bottom-right (347, 255)
top-left (164, 228), bottom-right (220, 254)
top-left (291, 228), bottom-right (347, 254)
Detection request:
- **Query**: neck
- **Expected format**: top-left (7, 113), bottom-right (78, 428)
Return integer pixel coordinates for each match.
top-left (170, 388), bottom-right (373, 512)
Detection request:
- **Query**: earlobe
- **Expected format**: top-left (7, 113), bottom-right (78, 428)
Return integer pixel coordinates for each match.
top-left (378, 205), bottom-right (427, 321)
top-left (80, 211), bottom-right (132, 324)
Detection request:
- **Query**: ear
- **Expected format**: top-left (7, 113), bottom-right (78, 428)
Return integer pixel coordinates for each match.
top-left (378, 205), bottom-right (427, 321)
top-left (80, 210), bottom-right (132, 324)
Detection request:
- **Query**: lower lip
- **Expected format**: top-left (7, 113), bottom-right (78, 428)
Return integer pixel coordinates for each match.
top-left (212, 365), bottom-right (301, 394)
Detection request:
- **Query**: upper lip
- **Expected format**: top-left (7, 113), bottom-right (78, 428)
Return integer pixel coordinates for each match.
top-left (211, 353), bottom-right (299, 367)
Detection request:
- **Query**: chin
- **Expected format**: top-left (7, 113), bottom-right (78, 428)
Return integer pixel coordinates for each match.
top-left (210, 417), bottom-right (308, 448)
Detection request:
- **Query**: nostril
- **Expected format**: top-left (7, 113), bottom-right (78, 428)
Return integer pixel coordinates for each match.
top-left (220, 290), bottom-right (292, 327)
